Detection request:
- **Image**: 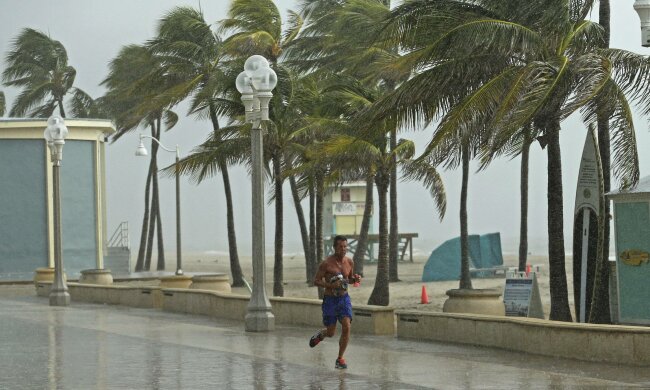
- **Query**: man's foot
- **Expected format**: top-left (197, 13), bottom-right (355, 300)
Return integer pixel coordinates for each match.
top-left (335, 357), bottom-right (347, 369)
top-left (309, 331), bottom-right (323, 348)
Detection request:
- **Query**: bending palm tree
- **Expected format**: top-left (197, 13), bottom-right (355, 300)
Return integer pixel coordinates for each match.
top-left (148, 6), bottom-right (246, 286)
top-left (2, 28), bottom-right (90, 118)
top-left (101, 44), bottom-right (179, 271)
top-left (219, 0), bottom-right (304, 296)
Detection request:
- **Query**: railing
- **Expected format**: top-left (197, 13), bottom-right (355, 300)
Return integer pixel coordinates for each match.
top-left (107, 221), bottom-right (129, 249)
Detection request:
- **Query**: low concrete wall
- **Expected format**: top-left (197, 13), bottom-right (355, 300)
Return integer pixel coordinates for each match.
top-left (37, 282), bottom-right (162, 309)
top-left (161, 288), bottom-right (249, 321)
top-left (161, 289), bottom-right (395, 335)
top-left (58, 283), bottom-right (395, 335)
top-left (396, 310), bottom-right (650, 365)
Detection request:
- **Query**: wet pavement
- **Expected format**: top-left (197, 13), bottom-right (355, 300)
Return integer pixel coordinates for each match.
top-left (1, 291), bottom-right (649, 389)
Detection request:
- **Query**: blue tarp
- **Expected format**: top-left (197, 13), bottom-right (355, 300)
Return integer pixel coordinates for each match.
top-left (422, 232), bottom-right (504, 282)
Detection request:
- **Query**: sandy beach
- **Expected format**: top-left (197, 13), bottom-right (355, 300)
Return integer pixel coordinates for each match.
top-left (179, 252), bottom-right (574, 320)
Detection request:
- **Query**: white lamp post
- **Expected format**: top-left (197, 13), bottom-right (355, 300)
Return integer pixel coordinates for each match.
top-left (634, 0), bottom-right (650, 47)
top-left (44, 116), bottom-right (70, 306)
top-left (135, 135), bottom-right (183, 275)
top-left (236, 55), bottom-right (277, 332)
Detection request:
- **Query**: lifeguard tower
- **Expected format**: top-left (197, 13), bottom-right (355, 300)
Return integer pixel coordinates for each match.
top-left (323, 181), bottom-right (417, 261)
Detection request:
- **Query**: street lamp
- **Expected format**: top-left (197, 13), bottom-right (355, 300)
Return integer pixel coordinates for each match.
top-left (236, 55), bottom-right (277, 332)
top-left (135, 135), bottom-right (183, 276)
top-left (634, 0), bottom-right (650, 47)
top-left (44, 116), bottom-right (70, 306)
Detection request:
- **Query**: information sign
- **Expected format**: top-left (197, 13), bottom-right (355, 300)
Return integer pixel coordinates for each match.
top-left (503, 273), bottom-right (544, 319)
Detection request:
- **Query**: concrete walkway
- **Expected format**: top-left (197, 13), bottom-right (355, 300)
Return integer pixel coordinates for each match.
top-left (1, 288), bottom-right (649, 389)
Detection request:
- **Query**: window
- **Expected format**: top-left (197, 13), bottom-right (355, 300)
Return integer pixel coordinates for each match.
top-left (340, 188), bottom-right (350, 202)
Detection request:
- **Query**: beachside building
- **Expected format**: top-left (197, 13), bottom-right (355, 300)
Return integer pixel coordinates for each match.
top-left (0, 118), bottom-right (115, 280)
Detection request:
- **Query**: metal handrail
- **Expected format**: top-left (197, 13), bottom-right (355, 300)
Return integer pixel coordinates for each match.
top-left (107, 221), bottom-right (129, 249)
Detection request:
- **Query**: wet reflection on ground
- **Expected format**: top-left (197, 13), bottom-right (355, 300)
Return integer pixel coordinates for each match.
top-left (0, 294), bottom-right (648, 389)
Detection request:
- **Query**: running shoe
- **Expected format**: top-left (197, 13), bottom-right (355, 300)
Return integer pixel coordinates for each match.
top-left (335, 357), bottom-right (347, 369)
top-left (309, 331), bottom-right (322, 348)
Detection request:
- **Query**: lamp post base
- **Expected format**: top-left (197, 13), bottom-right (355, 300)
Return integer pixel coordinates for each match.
top-left (245, 310), bottom-right (275, 332)
top-left (49, 290), bottom-right (70, 306)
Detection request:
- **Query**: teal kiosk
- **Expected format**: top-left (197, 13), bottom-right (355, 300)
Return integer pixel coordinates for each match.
top-left (609, 175), bottom-right (650, 325)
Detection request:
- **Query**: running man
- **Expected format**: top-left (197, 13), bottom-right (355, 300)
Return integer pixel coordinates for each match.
top-left (308, 235), bottom-right (361, 369)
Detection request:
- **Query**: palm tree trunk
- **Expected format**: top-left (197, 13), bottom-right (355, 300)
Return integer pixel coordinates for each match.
top-left (288, 170), bottom-right (311, 283)
top-left (316, 175), bottom-right (324, 266)
top-left (144, 194), bottom-right (156, 271)
top-left (273, 151), bottom-right (284, 297)
top-left (590, 0), bottom-right (612, 324)
top-left (58, 99), bottom-right (65, 118)
top-left (135, 160), bottom-right (154, 271)
top-left (221, 162), bottom-right (245, 287)
top-left (144, 124), bottom-right (160, 271)
top-left (389, 129), bottom-right (400, 282)
top-left (208, 105), bottom-right (244, 287)
top-left (519, 131), bottom-right (531, 272)
top-left (308, 182), bottom-right (317, 285)
top-left (546, 122), bottom-right (573, 322)
top-left (459, 145), bottom-right (473, 290)
top-left (154, 172), bottom-right (165, 271)
top-left (368, 170), bottom-right (390, 306)
top-left (154, 119), bottom-right (165, 271)
top-left (353, 173), bottom-right (374, 277)
top-left (316, 175), bottom-right (325, 299)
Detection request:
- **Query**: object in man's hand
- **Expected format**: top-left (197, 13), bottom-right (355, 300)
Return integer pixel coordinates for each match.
top-left (330, 273), bottom-right (348, 292)
top-left (352, 273), bottom-right (361, 287)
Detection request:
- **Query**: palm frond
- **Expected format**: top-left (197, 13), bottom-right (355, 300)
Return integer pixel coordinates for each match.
top-left (400, 157), bottom-right (446, 220)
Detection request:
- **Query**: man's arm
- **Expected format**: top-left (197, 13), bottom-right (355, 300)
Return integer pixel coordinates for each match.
top-left (313, 262), bottom-right (342, 289)
top-left (347, 258), bottom-right (361, 284)
top-left (313, 262), bottom-right (331, 289)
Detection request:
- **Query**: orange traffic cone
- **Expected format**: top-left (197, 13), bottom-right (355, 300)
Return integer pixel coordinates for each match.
top-left (420, 285), bottom-right (429, 304)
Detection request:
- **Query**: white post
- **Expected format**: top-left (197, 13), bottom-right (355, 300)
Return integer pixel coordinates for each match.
top-left (45, 116), bottom-right (70, 306)
top-left (236, 56), bottom-right (277, 332)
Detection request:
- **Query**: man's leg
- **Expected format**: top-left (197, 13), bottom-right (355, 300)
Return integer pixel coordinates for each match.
top-left (310, 322), bottom-right (337, 347)
top-left (337, 316), bottom-right (351, 358)
top-left (324, 323), bottom-right (337, 338)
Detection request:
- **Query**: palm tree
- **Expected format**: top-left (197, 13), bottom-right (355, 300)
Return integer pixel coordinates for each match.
top-left (481, 124), bottom-right (537, 273)
top-left (101, 44), bottom-right (180, 271)
top-left (2, 28), bottom-right (90, 118)
top-left (291, 0), bottom-right (410, 282)
top-left (368, 0), bottom-right (649, 321)
top-left (219, 0), bottom-right (304, 296)
top-left (309, 79), bottom-right (436, 306)
top-left (148, 6), bottom-right (247, 287)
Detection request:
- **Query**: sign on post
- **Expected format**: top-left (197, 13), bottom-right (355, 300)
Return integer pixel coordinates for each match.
top-left (503, 273), bottom-right (544, 319)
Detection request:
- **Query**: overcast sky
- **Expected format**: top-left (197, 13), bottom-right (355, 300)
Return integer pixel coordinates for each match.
top-left (1, 1), bottom-right (649, 258)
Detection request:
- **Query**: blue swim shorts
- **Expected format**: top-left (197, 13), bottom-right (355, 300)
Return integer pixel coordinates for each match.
top-left (322, 294), bottom-right (353, 326)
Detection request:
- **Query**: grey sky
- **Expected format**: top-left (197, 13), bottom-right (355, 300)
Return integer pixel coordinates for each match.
top-left (1, 1), bottom-right (648, 258)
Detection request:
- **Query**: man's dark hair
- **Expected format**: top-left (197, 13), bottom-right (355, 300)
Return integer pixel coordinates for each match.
top-left (333, 235), bottom-right (347, 248)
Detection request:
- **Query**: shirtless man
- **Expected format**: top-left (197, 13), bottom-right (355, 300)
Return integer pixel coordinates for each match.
top-left (308, 235), bottom-right (361, 369)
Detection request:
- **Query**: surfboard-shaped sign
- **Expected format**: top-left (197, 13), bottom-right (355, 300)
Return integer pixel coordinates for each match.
top-left (572, 126), bottom-right (604, 323)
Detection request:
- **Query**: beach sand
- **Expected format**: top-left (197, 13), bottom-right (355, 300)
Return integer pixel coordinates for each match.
top-left (180, 252), bottom-right (576, 320)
